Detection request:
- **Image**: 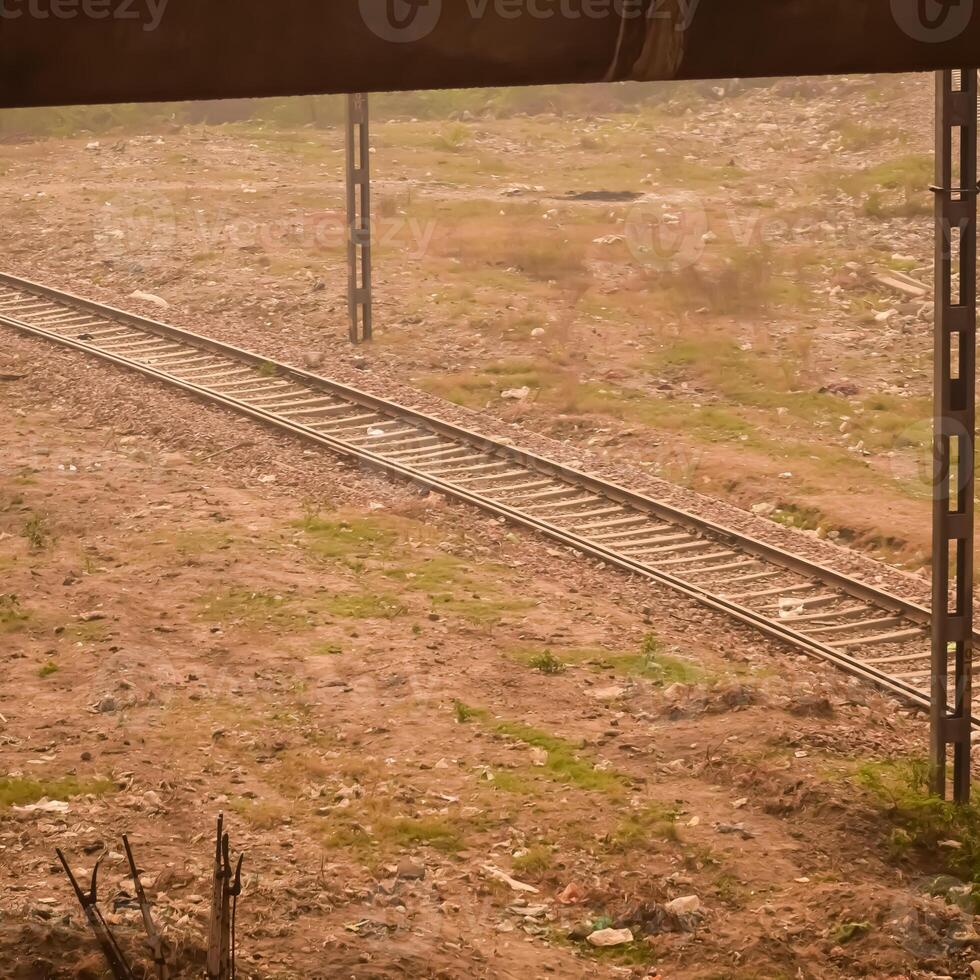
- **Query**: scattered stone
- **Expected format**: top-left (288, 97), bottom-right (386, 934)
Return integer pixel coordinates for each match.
top-left (396, 858), bottom-right (426, 880)
top-left (501, 386), bottom-right (531, 401)
top-left (481, 864), bottom-right (539, 894)
top-left (587, 927), bottom-right (633, 947)
top-left (557, 881), bottom-right (585, 905)
top-left (664, 895), bottom-right (701, 915)
top-left (129, 290), bottom-right (169, 309)
top-left (592, 685), bottom-right (626, 701)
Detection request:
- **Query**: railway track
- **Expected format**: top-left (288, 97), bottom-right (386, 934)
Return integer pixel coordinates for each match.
top-left (0, 270), bottom-right (968, 719)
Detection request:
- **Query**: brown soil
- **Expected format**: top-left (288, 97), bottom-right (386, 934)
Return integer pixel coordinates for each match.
top-left (0, 329), bottom-right (974, 979)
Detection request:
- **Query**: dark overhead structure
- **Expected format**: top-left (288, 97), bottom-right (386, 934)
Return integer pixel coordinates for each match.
top-left (1, 0), bottom-right (979, 108)
top-left (1, 1), bottom-right (979, 799)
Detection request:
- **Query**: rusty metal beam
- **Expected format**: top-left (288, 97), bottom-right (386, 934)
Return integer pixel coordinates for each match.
top-left (346, 93), bottom-right (372, 345)
top-left (1, 1), bottom-right (979, 109)
top-left (930, 67), bottom-right (977, 803)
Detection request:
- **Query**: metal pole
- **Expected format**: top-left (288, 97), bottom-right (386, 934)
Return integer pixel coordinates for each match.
top-left (930, 68), bottom-right (978, 802)
top-left (345, 93), bottom-right (373, 344)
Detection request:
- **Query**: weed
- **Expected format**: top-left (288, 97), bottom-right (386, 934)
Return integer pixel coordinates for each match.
top-left (853, 758), bottom-right (980, 883)
top-left (294, 515), bottom-right (400, 561)
top-left (381, 816), bottom-right (463, 852)
top-left (494, 720), bottom-right (627, 794)
top-left (197, 589), bottom-right (302, 629)
top-left (230, 798), bottom-right (289, 829)
top-left (513, 844), bottom-right (553, 876)
top-left (453, 700), bottom-right (486, 724)
top-left (430, 593), bottom-right (533, 625)
top-left (38, 661), bottom-right (59, 678)
top-left (0, 775), bottom-right (114, 807)
top-left (256, 361), bottom-right (279, 378)
top-left (528, 650), bottom-right (567, 675)
top-left (0, 594), bottom-right (29, 634)
top-left (324, 592), bottom-right (406, 619)
top-left (607, 803), bottom-right (680, 851)
top-left (23, 512), bottom-right (49, 550)
top-left (312, 641), bottom-right (343, 656)
top-left (432, 123), bottom-right (469, 153)
top-left (488, 770), bottom-right (538, 794)
top-left (831, 921), bottom-right (871, 944)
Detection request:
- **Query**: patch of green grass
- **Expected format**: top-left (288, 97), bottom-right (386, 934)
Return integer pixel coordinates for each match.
top-left (230, 798), bottom-right (290, 829)
top-left (23, 512), bottom-right (49, 550)
top-left (430, 593), bottom-right (533, 625)
top-left (382, 816), bottom-right (464, 852)
top-left (831, 920), bottom-right (871, 945)
top-left (0, 775), bottom-right (114, 807)
top-left (453, 700), bottom-right (487, 724)
top-left (494, 720), bottom-right (627, 794)
top-left (511, 634), bottom-right (702, 686)
top-left (38, 661), bottom-right (59, 678)
top-left (323, 592), bottom-right (406, 619)
top-left (311, 641), bottom-right (343, 656)
top-left (432, 123), bottom-right (469, 153)
top-left (513, 844), bottom-right (554, 876)
top-left (488, 769), bottom-right (539, 794)
top-left (852, 758), bottom-right (980, 884)
top-left (607, 635), bottom-right (704, 686)
top-left (0, 594), bottom-right (29, 634)
top-left (385, 555), bottom-right (489, 592)
top-left (527, 650), bottom-right (567, 674)
top-left (65, 620), bottom-right (111, 643)
top-left (607, 802), bottom-right (680, 851)
top-left (294, 515), bottom-right (402, 562)
top-left (574, 936), bottom-right (658, 967)
top-left (196, 589), bottom-right (303, 629)
top-left (831, 153), bottom-right (933, 218)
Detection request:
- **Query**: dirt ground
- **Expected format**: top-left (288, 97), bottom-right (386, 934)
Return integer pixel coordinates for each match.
top-left (1, 328), bottom-right (979, 979)
top-left (0, 71), bottom-right (947, 573)
top-left (1, 72), bottom-right (979, 980)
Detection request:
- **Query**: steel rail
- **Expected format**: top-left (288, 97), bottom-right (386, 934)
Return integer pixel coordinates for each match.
top-left (0, 270), bottom-right (968, 720)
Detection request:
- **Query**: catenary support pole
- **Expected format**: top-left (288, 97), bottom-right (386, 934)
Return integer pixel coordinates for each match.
top-left (930, 68), bottom-right (978, 802)
top-left (346, 93), bottom-right (373, 344)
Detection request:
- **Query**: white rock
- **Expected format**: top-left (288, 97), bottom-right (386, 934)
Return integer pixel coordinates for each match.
top-left (587, 927), bottom-right (633, 947)
top-left (129, 290), bottom-right (169, 309)
top-left (592, 685), bottom-right (626, 701)
top-left (665, 895), bottom-right (701, 915)
top-left (501, 386), bottom-right (531, 401)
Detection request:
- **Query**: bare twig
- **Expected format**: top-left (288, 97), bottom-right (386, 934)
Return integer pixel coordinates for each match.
top-left (57, 849), bottom-right (135, 980)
